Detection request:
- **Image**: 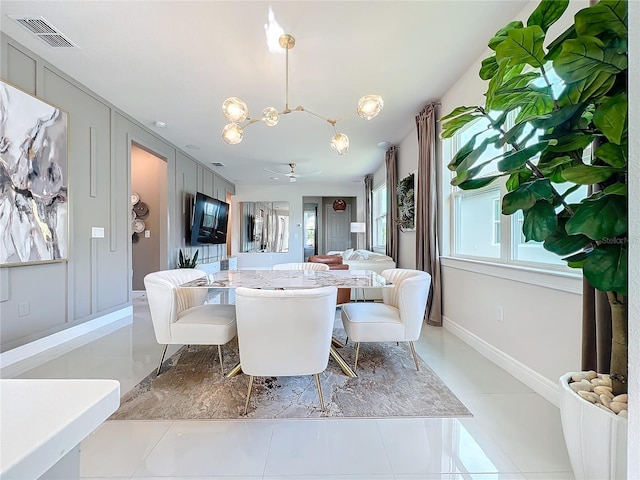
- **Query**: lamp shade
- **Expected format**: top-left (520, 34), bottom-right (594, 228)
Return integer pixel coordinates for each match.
top-left (350, 222), bottom-right (366, 233)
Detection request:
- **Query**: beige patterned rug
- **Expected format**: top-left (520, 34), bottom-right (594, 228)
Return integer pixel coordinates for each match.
top-left (111, 329), bottom-right (471, 420)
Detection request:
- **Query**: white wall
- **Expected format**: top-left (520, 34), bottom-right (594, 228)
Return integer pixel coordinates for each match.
top-left (232, 182), bottom-right (363, 269)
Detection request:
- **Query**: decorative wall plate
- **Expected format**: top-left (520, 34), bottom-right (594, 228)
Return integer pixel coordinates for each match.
top-left (132, 218), bottom-right (145, 234)
top-left (133, 201), bottom-right (148, 217)
top-left (131, 192), bottom-right (140, 205)
top-left (131, 210), bottom-right (136, 221)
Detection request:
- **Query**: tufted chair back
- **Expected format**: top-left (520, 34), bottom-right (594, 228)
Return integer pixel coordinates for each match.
top-left (144, 269), bottom-right (208, 344)
top-left (381, 268), bottom-right (432, 341)
top-left (272, 262), bottom-right (330, 271)
top-left (235, 286), bottom-right (337, 377)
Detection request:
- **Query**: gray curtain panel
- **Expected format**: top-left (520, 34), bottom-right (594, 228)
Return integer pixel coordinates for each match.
top-left (415, 103), bottom-right (442, 326)
top-left (364, 174), bottom-right (373, 251)
top-left (385, 146), bottom-right (398, 262)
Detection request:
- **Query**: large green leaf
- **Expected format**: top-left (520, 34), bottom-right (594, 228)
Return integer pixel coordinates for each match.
top-left (523, 200), bottom-right (557, 241)
top-left (546, 133), bottom-right (594, 152)
top-left (554, 36), bottom-right (627, 84)
top-left (575, 0), bottom-right (628, 38)
top-left (457, 175), bottom-right (502, 190)
top-left (486, 63), bottom-right (525, 109)
top-left (543, 219), bottom-right (590, 255)
top-left (451, 135), bottom-right (500, 172)
top-left (563, 251), bottom-right (588, 268)
top-left (530, 104), bottom-right (584, 129)
top-left (497, 142), bottom-right (549, 171)
top-left (506, 169), bottom-right (534, 191)
top-left (488, 20), bottom-right (525, 50)
top-left (583, 244), bottom-right (627, 295)
top-left (561, 165), bottom-right (621, 184)
top-left (448, 132), bottom-right (481, 171)
top-left (495, 26), bottom-right (546, 69)
top-left (557, 71), bottom-right (618, 106)
top-left (537, 154), bottom-right (574, 171)
top-left (565, 194), bottom-right (627, 239)
top-left (440, 106), bottom-right (478, 122)
top-left (440, 112), bottom-right (482, 139)
top-left (515, 91), bottom-right (555, 123)
top-left (528, 0), bottom-right (570, 32)
top-left (502, 179), bottom-right (554, 214)
top-left (480, 56), bottom-right (499, 80)
top-left (545, 25), bottom-right (577, 61)
top-left (595, 142), bottom-right (627, 167)
top-left (593, 93), bottom-right (627, 144)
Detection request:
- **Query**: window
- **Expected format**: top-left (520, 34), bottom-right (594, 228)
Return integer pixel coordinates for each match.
top-left (373, 184), bottom-right (387, 247)
top-left (444, 82), bottom-right (589, 269)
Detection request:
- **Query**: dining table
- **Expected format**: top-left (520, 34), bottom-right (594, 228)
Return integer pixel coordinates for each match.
top-left (179, 268), bottom-right (392, 378)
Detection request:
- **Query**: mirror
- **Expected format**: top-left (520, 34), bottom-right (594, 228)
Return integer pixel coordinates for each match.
top-left (240, 201), bottom-right (290, 252)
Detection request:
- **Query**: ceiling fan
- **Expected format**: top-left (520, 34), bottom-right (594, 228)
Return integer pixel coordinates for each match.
top-left (263, 163), bottom-right (321, 183)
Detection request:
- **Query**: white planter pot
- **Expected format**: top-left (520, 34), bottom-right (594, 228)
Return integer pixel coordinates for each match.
top-left (559, 372), bottom-right (627, 480)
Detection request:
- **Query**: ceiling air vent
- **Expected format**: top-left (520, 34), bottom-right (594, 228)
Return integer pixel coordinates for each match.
top-left (9, 15), bottom-right (78, 49)
top-left (211, 162), bottom-right (226, 167)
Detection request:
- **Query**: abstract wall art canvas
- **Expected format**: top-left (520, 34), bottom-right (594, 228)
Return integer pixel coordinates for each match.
top-left (0, 79), bottom-right (69, 266)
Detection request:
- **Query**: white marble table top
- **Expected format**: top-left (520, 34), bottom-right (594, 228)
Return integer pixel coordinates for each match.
top-left (180, 269), bottom-right (391, 290)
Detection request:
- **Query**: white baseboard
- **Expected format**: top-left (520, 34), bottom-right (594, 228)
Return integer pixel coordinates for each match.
top-left (443, 316), bottom-right (560, 407)
top-left (0, 306), bottom-right (133, 370)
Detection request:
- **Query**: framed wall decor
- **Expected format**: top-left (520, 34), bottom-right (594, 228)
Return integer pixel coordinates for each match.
top-left (0, 79), bottom-right (69, 266)
top-left (397, 171), bottom-right (416, 231)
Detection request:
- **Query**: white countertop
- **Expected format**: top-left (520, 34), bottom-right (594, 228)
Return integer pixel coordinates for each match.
top-left (0, 378), bottom-right (120, 479)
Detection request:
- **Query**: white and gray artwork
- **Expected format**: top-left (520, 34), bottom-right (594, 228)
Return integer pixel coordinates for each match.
top-left (0, 80), bottom-right (68, 266)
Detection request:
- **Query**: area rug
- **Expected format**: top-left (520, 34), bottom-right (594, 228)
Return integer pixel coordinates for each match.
top-left (111, 329), bottom-right (472, 420)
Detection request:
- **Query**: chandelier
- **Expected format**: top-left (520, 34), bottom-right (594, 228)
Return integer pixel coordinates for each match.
top-left (221, 34), bottom-right (384, 155)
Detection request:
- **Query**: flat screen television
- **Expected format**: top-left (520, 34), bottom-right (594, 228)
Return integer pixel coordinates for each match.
top-left (190, 192), bottom-right (229, 245)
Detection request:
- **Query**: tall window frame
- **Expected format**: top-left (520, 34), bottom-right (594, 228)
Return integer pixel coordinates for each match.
top-left (372, 183), bottom-right (387, 248)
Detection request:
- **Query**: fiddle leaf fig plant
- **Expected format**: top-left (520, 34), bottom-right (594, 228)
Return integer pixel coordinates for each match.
top-left (441, 0), bottom-right (628, 394)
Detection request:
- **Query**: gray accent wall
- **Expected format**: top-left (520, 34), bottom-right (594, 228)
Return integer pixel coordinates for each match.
top-left (0, 34), bottom-right (234, 352)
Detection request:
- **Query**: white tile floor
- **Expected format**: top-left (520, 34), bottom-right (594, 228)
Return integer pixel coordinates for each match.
top-left (6, 296), bottom-right (575, 479)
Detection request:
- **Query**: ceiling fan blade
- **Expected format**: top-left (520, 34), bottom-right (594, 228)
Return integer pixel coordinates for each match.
top-left (292, 170), bottom-right (321, 177)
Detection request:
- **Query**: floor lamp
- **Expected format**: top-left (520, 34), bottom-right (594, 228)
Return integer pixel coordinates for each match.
top-left (350, 222), bottom-right (366, 250)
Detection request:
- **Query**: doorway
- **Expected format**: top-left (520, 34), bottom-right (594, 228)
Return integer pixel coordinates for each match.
top-left (325, 203), bottom-right (352, 252)
top-left (131, 144), bottom-right (167, 291)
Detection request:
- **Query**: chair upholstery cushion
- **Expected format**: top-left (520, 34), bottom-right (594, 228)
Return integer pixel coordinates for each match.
top-left (341, 303), bottom-right (404, 342)
top-left (171, 304), bottom-right (237, 345)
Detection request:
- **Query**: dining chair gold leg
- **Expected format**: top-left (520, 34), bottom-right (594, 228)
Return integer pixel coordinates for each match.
top-left (409, 341), bottom-right (420, 371)
top-left (218, 344), bottom-right (224, 375)
top-left (156, 344), bottom-right (168, 376)
top-left (244, 375), bottom-right (254, 415)
top-left (314, 373), bottom-right (326, 412)
top-left (354, 342), bottom-right (361, 371)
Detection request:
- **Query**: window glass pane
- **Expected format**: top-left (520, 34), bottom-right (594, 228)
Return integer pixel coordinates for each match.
top-left (373, 184), bottom-right (387, 247)
top-left (454, 188), bottom-right (501, 258)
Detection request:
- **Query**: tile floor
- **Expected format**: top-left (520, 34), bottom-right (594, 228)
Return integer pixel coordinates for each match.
top-left (5, 295), bottom-right (575, 479)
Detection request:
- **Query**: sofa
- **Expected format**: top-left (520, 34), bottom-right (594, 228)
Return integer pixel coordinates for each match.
top-left (325, 249), bottom-right (396, 301)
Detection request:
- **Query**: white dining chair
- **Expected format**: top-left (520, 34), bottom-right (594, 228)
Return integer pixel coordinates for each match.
top-left (235, 285), bottom-right (338, 414)
top-left (272, 262), bottom-right (330, 271)
top-left (144, 269), bottom-right (237, 375)
top-left (340, 268), bottom-right (431, 371)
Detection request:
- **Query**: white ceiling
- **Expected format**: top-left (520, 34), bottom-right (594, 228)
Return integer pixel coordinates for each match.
top-left (0, 1), bottom-right (529, 186)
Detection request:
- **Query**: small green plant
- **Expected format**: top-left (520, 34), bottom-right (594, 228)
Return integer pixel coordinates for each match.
top-left (177, 249), bottom-right (199, 268)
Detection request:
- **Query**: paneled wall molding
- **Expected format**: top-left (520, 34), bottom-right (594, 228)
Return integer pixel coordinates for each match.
top-left (440, 256), bottom-right (582, 295)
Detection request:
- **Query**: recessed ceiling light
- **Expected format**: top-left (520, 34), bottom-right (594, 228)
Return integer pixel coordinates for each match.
top-left (185, 144), bottom-right (200, 150)
top-left (377, 141), bottom-right (391, 148)
top-left (270, 177), bottom-right (279, 181)
top-left (153, 121), bottom-right (166, 128)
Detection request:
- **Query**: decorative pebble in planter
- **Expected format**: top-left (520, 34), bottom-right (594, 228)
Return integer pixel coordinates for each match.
top-left (559, 372), bottom-right (627, 480)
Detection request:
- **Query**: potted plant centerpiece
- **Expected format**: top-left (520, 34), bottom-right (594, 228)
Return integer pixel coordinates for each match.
top-left (440, 0), bottom-right (628, 477)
